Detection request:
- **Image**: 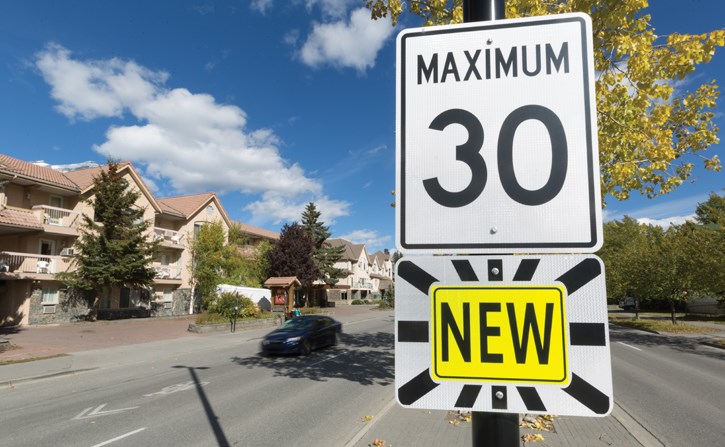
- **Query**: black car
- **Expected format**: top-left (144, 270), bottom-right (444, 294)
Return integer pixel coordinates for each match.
top-left (261, 315), bottom-right (342, 356)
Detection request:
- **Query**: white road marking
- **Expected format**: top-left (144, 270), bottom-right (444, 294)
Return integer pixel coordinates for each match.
top-left (144, 381), bottom-right (209, 397)
top-left (90, 427), bottom-right (146, 447)
top-left (309, 351), bottom-right (347, 367)
top-left (72, 403), bottom-right (139, 420)
top-left (617, 341), bottom-right (642, 351)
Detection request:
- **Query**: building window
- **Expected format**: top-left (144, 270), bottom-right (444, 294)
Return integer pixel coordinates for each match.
top-left (163, 288), bottom-right (173, 302)
top-left (49, 195), bottom-right (64, 208)
top-left (341, 292), bottom-right (348, 301)
top-left (120, 288), bottom-right (142, 308)
top-left (41, 287), bottom-right (59, 304)
top-left (206, 205), bottom-right (214, 215)
top-left (100, 292), bottom-right (111, 309)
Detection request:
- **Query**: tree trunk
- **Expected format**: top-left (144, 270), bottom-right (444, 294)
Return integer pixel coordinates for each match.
top-left (670, 299), bottom-right (677, 325)
top-left (90, 295), bottom-right (100, 321)
top-left (634, 299), bottom-right (640, 320)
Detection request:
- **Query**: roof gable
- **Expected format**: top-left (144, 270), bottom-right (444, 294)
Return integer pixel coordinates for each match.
top-left (63, 162), bottom-right (162, 213)
top-left (0, 154), bottom-right (79, 191)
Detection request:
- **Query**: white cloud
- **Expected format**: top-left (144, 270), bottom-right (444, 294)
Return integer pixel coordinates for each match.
top-left (36, 44), bottom-right (325, 222)
top-left (637, 215), bottom-right (695, 229)
top-left (250, 0), bottom-right (274, 14)
top-left (339, 229), bottom-right (392, 251)
top-left (35, 43), bottom-right (167, 120)
top-left (299, 8), bottom-right (394, 73)
top-left (304, 0), bottom-right (356, 19)
top-left (244, 192), bottom-right (350, 225)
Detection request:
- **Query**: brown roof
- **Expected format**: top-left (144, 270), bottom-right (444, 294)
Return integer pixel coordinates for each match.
top-left (327, 238), bottom-right (366, 262)
top-left (0, 154), bottom-right (79, 191)
top-left (157, 192), bottom-right (216, 218)
top-left (0, 207), bottom-right (43, 230)
top-left (370, 250), bottom-right (390, 265)
top-left (233, 222), bottom-right (279, 240)
top-left (263, 276), bottom-right (301, 287)
top-left (62, 161), bottom-right (133, 192)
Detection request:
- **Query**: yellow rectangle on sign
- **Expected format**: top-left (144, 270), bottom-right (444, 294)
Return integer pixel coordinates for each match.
top-left (431, 286), bottom-right (569, 385)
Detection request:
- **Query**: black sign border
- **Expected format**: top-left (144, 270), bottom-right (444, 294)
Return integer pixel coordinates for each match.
top-left (430, 285), bottom-right (569, 384)
top-left (398, 15), bottom-right (599, 253)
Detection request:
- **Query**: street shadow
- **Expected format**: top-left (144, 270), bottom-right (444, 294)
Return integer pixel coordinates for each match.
top-left (609, 325), bottom-right (725, 362)
top-left (230, 331), bottom-right (395, 386)
top-left (173, 365), bottom-right (230, 447)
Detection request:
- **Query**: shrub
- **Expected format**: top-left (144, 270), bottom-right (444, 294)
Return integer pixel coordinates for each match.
top-left (195, 311), bottom-right (228, 325)
top-left (208, 292), bottom-right (258, 321)
top-left (351, 299), bottom-right (365, 305)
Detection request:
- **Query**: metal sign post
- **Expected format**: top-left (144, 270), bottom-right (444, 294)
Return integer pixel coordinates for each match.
top-left (466, 2), bottom-right (515, 443)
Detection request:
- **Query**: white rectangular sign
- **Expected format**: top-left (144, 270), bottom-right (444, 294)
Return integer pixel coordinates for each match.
top-left (395, 254), bottom-right (613, 417)
top-left (396, 13), bottom-right (602, 254)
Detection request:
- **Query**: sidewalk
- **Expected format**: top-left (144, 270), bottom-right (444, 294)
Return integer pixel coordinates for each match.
top-left (349, 402), bottom-right (661, 447)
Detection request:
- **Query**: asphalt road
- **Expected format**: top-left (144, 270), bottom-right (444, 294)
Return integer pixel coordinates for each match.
top-left (3, 312), bottom-right (724, 447)
top-left (609, 325), bottom-right (725, 447)
top-left (0, 311), bottom-right (396, 447)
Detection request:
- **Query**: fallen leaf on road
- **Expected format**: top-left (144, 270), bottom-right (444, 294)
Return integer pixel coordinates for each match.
top-left (363, 415), bottom-right (373, 422)
top-left (372, 438), bottom-right (385, 446)
top-left (522, 434), bottom-right (545, 442)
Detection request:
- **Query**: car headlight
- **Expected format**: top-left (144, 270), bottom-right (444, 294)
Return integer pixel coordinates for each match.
top-left (262, 340), bottom-right (270, 345)
top-left (286, 336), bottom-right (301, 343)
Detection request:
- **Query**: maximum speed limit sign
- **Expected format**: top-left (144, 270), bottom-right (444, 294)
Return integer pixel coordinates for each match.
top-left (396, 13), bottom-right (602, 254)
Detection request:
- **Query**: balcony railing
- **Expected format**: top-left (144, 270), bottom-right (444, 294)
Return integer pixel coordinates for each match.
top-left (0, 251), bottom-right (73, 274)
top-left (355, 279), bottom-right (373, 289)
top-left (152, 228), bottom-right (185, 245)
top-left (152, 263), bottom-right (182, 280)
top-left (32, 205), bottom-right (83, 229)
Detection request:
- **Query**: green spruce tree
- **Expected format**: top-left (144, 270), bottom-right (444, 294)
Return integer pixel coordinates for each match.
top-left (301, 202), bottom-right (345, 287)
top-left (58, 161), bottom-right (159, 320)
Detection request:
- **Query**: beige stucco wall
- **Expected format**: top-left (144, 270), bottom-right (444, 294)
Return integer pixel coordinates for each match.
top-left (174, 199), bottom-right (229, 289)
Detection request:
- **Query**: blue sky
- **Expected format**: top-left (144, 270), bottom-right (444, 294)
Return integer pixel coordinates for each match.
top-left (0, 0), bottom-right (723, 252)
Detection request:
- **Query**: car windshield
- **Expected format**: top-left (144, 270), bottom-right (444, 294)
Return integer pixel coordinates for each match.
top-left (279, 318), bottom-right (316, 330)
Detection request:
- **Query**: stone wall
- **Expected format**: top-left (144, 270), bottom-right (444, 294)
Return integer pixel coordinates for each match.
top-left (151, 288), bottom-right (191, 317)
top-left (28, 286), bottom-right (93, 325)
top-left (28, 287), bottom-right (193, 325)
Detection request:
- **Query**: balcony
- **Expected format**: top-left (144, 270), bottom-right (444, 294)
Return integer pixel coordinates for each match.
top-left (152, 263), bottom-right (182, 281)
top-left (354, 279), bottom-right (373, 290)
top-left (32, 205), bottom-right (82, 236)
top-left (152, 228), bottom-right (185, 248)
top-left (0, 251), bottom-right (73, 277)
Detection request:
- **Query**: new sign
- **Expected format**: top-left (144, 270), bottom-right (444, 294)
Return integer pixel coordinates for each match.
top-left (396, 13), bottom-right (602, 254)
top-left (395, 255), bottom-right (612, 417)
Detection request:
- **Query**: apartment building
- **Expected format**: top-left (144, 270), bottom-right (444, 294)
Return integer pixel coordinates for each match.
top-left (0, 154), bottom-right (239, 326)
top-left (324, 238), bottom-right (393, 305)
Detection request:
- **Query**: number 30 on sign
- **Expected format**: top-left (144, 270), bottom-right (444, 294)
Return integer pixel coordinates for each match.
top-left (396, 13), bottom-right (602, 254)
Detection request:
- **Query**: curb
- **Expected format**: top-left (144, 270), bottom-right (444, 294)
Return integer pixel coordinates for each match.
top-left (344, 398), bottom-right (397, 447)
top-left (0, 367), bottom-right (98, 388)
top-left (611, 402), bottom-right (664, 447)
top-left (701, 341), bottom-right (725, 350)
top-left (187, 318), bottom-right (281, 334)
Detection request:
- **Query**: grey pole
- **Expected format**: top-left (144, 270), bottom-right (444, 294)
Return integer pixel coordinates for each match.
top-left (463, 1), bottom-right (520, 446)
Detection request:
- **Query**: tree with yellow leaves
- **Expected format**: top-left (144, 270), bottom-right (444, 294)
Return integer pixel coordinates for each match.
top-left (366, 0), bottom-right (723, 201)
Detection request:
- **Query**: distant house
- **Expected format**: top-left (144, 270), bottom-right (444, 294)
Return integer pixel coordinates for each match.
top-left (232, 222), bottom-right (279, 257)
top-left (0, 154), bottom-right (243, 326)
top-left (323, 238), bottom-right (393, 305)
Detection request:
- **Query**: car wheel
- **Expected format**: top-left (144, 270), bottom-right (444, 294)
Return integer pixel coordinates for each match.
top-left (331, 332), bottom-right (338, 347)
top-left (300, 339), bottom-right (312, 356)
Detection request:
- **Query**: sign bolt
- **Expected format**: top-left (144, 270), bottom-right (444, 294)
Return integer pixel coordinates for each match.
top-left (487, 38), bottom-right (493, 45)
top-left (495, 391), bottom-right (504, 400)
top-left (491, 267), bottom-right (500, 276)
top-left (490, 227), bottom-right (497, 234)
